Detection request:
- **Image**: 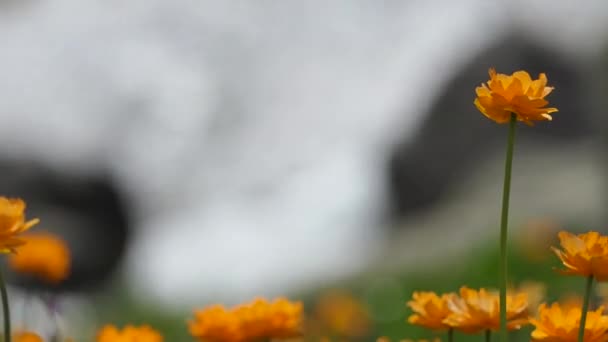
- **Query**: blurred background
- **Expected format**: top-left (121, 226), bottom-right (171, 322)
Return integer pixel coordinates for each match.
top-left (1, 0), bottom-right (608, 340)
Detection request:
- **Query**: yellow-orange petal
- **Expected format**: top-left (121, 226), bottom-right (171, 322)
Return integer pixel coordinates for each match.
top-left (474, 68), bottom-right (558, 124)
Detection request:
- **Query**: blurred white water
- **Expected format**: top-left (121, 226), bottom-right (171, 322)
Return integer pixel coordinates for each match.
top-left (0, 1), bottom-right (606, 307)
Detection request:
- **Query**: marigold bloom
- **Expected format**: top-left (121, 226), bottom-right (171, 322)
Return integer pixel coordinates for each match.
top-left (97, 324), bottom-right (163, 342)
top-left (407, 292), bottom-right (454, 330)
top-left (14, 331), bottom-right (43, 342)
top-left (8, 232), bottom-right (70, 284)
top-left (552, 231), bottom-right (608, 281)
top-left (315, 290), bottom-right (370, 337)
top-left (189, 297), bottom-right (303, 342)
top-left (444, 287), bottom-right (528, 334)
top-left (0, 197), bottom-right (39, 254)
top-left (189, 305), bottom-right (241, 342)
top-left (235, 297), bottom-right (303, 341)
top-left (530, 302), bottom-right (608, 342)
top-left (474, 68), bottom-right (558, 125)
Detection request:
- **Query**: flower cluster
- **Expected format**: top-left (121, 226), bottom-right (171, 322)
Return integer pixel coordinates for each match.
top-left (405, 230), bottom-right (608, 341)
top-left (4, 68), bottom-right (607, 342)
top-left (407, 287), bottom-right (529, 334)
top-left (188, 297), bottom-right (303, 342)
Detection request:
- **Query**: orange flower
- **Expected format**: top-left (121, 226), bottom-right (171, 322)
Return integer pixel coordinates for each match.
top-left (189, 305), bottom-right (243, 342)
top-left (235, 297), bottom-right (303, 341)
top-left (474, 68), bottom-right (558, 125)
top-left (0, 197), bottom-right (39, 254)
top-left (314, 290), bottom-right (370, 337)
top-left (97, 324), bottom-right (163, 342)
top-left (552, 231), bottom-right (608, 280)
top-left (444, 287), bottom-right (528, 334)
top-left (189, 297), bottom-right (303, 342)
top-left (530, 302), bottom-right (608, 342)
top-left (14, 331), bottom-right (43, 342)
top-left (9, 232), bottom-right (70, 284)
top-left (407, 292), bottom-right (454, 330)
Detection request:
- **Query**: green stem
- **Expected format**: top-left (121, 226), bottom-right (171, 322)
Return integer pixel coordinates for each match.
top-left (578, 275), bottom-right (594, 342)
top-left (499, 113), bottom-right (517, 342)
top-left (448, 328), bottom-right (454, 342)
top-left (0, 269), bottom-right (11, 342)
top-left (485, 330), bottom-right (491, 342)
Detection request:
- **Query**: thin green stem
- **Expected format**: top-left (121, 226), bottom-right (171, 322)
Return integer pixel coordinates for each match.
top-left (0, 268), bottom-right (11, 342)
top-left (448, 328), bottom-right (454, 342)
top-left (485, 330), bottom-right (491, 342)
top-left (578, 275), bottom-right (594, 342)
top-left (499, 113), bottom-right (517, 342)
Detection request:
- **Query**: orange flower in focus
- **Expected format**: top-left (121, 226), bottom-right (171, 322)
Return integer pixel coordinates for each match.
top-left (444, 287), bottom-right (528, 333)
top-left (530, 302), bottom-right (608, 342)
top-left (235, 298), bottom-right (303, 341)
top-left (315, 290), bottom-right (370, 337)
top-left (189, 305), bottom-right (241, 342)
top-left (189, 297), bottom-right (303, 342)
top-left (407, 291), bottom-right (454, 330)
top-left (474, 68), bottom-right (558, 125)
top-left (552, 231), bottom-right (608, 281)
top-left (14, 331), bottom-right (43, 342)
top-left (9, 232), bottom-right (70, 284)
top-left (97, 324), bottom-right (163, 342)
top-left (0, 197), bottom-right (39, 254)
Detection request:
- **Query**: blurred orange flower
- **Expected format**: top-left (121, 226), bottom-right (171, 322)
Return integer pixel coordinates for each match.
top-left (189, 297), bottom-right (303, 342)
top-left (189, 305), bottom-right (241, 342)
top-left (9, 232), bottom-right (70, 284)
top-left (97, 324), bottom-right (163, 342)
top-left (0, 197), bottom-right (39, 254)
top-left (407, 292), bottom-right (454, 330)
top-left (14, 331), bottom-right (43, 342)
top-left (517, 281), bottom-right (546, 312)
top-left (530, 302), bottom-right (608, 342)
top-left (314, 290), bottom-right (370, 337)
top-left (474, 68), bottom-right (557, 125)
top-left (235, 297), bottom-right (303, 341)
top-left (552, 231), bottom-right (608, 280)
top-left (444, 287), bottom-right (528, 333)
top-left (516, 218), bottom-right (559, 262)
